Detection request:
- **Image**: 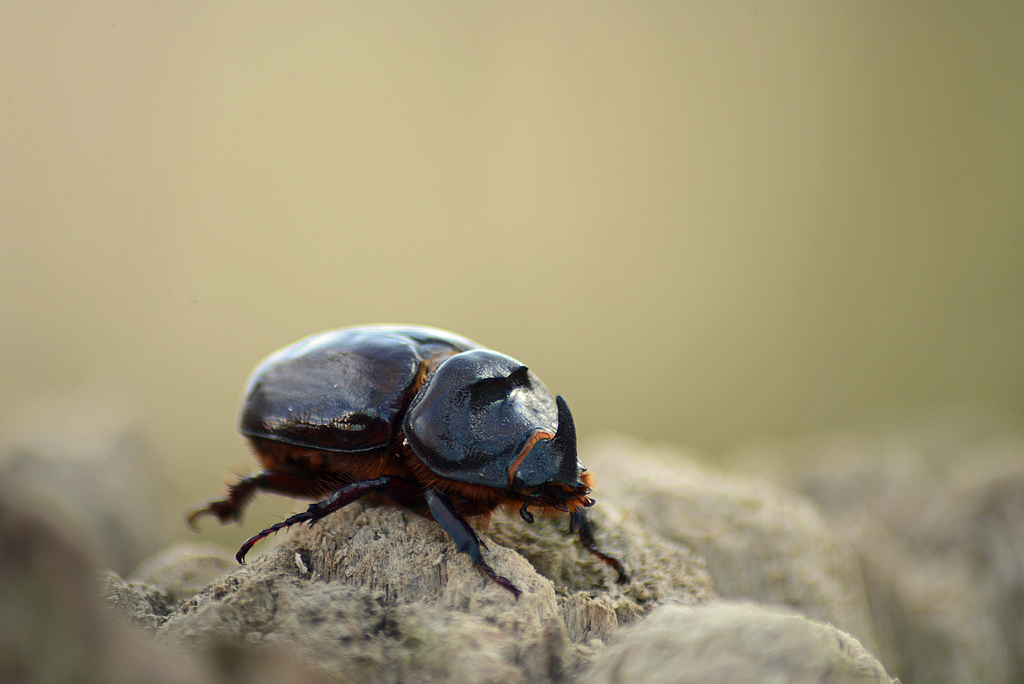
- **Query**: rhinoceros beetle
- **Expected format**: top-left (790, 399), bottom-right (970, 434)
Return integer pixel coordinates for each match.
top-left (188, 325), bottom-right (627, 596)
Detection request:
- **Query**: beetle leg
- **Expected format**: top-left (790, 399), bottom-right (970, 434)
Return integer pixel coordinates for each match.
top-left (570, 509), bottom-right (630, 585)
top-left (187, 471), bottom-right (323, 529)
top-left (519, 502), bottom-right (535, 524)
top-left (424, 488), bottom-right (521, 599)
top-left (235, 476), bottom-right (394, 564)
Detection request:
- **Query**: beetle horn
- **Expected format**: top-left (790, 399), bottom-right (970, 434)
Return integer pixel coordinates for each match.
top-left (550, 395), bottom-right (577, 460)
top-left (548, 395), bottom-right (587, 488)
top-left (507, 394), bottom-right (586, 493)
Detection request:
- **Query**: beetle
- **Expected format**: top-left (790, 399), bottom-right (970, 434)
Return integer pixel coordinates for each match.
top-left (188, 325), bottom-right (627, 597)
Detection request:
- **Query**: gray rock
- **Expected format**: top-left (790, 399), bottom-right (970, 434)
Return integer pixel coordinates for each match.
top-left (730, 420), bottom-right (1024, 684)
top-left (158, 499), bottom-right (714, 683)
top-left (42, 429), bottom-right (909, 684)
top-left (586, 602), bottom-right (897, 684)
top-left (130, 542), bottom-right (237, 601)
top-left (98, 571), bottom-right (176, 633)
top-left (143, 434), bottom-right (893, 682)
top-left (584, 434), bottom-right (879, 653)
top-left (0, 431), bottom-right (170, 575)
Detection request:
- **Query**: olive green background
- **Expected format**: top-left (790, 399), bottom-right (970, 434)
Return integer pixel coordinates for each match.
top-left (2, 2), bottom-right (1022, 510)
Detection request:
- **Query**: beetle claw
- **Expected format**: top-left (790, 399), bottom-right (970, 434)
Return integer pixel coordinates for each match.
top-left (519, 502), bottom-right (535, 524)
top-left (571, 508), bottom-right (629, 584)
top-left (477, 562), bottom-right (521, 599)
top-left (235, 508), bottom-right (316, 563)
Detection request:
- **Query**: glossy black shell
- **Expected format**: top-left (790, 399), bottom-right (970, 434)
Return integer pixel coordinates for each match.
top-left (239, 325), bottom-right (570, 490)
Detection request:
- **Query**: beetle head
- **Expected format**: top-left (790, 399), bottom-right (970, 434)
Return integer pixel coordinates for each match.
top-left (403, 350), bottom-right (588, 502)
top-left (509, 395), bottom-right (589, 504)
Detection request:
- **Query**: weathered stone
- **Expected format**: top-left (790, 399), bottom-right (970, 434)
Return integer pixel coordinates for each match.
top-left (98, 571), bottom-right (176, 633)
top-left (137, 433), bottom-right (903, 683)
top-left (585, 602), bottom-right (896, 684)
top-left (733, 425), bottom-right (1024, 684)
top-left (5, 426), bottom-right (920, 684)
top-left (584, 434), bottom-right (879, 653)
top-left (130, 542), bottom-right (236, 601)
top-left (156, 497), bottom-right (714, 683)
top-left (0, 431), bottom-right (170, 576)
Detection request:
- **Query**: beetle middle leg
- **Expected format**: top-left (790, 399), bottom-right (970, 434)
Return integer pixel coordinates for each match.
top-left (424, 488), bottom-right (521, 598)
top-left (235, 476), bottom-right (401, 564)
top-left (570, 509), bottom-right (629, 584)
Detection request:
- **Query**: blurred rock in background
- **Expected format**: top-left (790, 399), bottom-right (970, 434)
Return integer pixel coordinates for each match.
top-left (729, 411), bottom-right (1024, 684)
top-left (0, 415), bottom-right (172, 576)
top-left (0, 456), bottom-right (333, 684)
top-left (585, 602), bottom-right (895, 684)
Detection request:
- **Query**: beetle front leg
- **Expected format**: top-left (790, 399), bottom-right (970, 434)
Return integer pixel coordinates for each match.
top-left (235, 476), bottom-right (396, 564)
top-left (570, 509), bottom-right (629, 584)
top-left (424, 488), bottom-right (521, 598)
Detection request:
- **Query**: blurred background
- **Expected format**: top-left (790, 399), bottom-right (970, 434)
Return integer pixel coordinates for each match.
top-left (2, 1), bottom-right (1022, 555)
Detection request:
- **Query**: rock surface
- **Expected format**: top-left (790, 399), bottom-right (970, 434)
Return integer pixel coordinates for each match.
top-left (112, 434), bottom-right (892, 683)
top-left (4, 430), bottom-right (910, 683)
top-left (0, 431), bottom-right (170, 576)
top-left (584, 434), bottom-right (879, 652)
top-left (586, 602), bottom-right (896, 684)
top-left (131, 542), bottom-right (237, 602)
top-left (731, 421), bottom-right (1024, 684)
top-left (154, 499), bottom-right (715, 683)
top-left (0, 492), bottom-right (220, 684)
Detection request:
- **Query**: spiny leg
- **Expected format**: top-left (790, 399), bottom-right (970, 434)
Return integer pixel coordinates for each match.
top-left (424, 488), bottom-right (521, 598)
top-left (570, 509), bottom-right (629, 584)
top-left (187, 470), bottom-right (324, 528)
top-left (235, 476), bottom-right (396, 564)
